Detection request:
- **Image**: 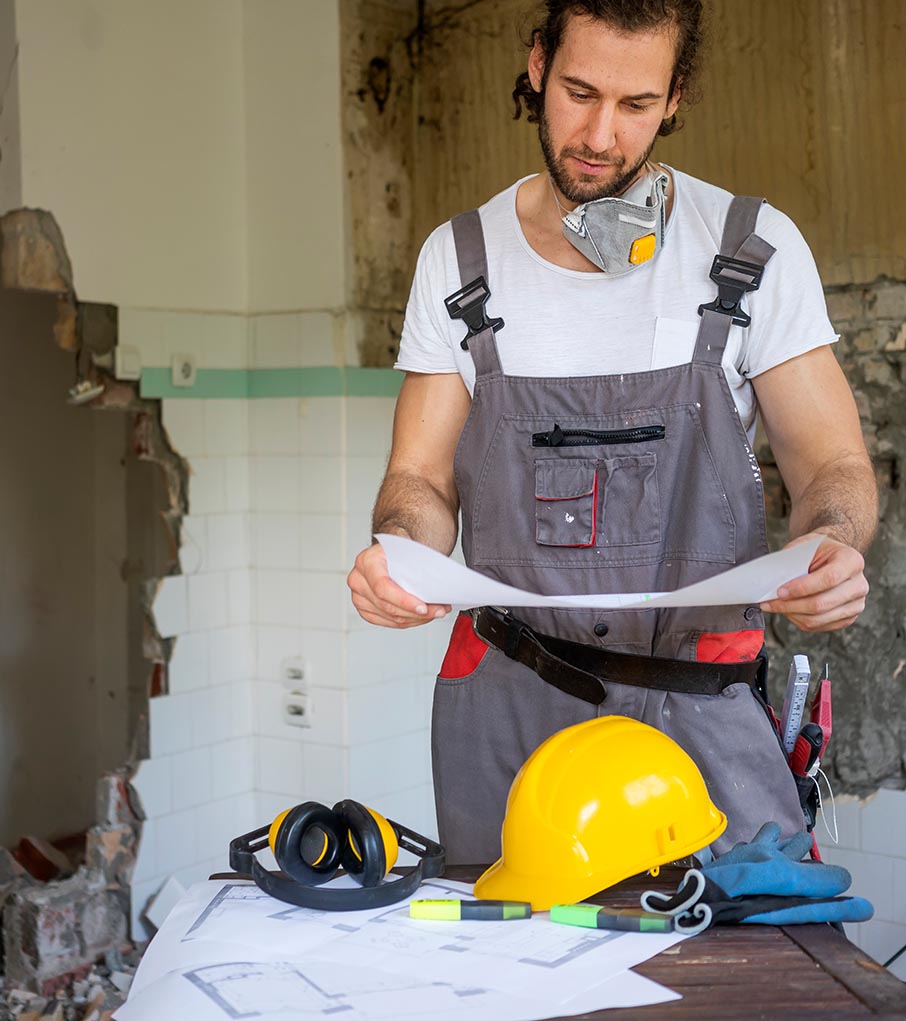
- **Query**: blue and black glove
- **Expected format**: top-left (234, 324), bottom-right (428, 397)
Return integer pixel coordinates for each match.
top-left (640, 822), bottom-right (874, 934)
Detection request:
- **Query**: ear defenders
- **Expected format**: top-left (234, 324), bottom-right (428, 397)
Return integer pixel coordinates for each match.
top-left (229, 799), bottom-right (445, 911)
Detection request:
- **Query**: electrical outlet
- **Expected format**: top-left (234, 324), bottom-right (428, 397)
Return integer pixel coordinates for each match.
top-left (284, 689), bottom-right (311, 728)
top-left (171, 353), bottom-right (197, 388)
top-left (282, 656), bottom-right (311, 728)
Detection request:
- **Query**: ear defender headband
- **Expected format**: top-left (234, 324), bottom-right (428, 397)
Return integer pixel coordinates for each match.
top-left (229, 799), bottom-right (445, 910)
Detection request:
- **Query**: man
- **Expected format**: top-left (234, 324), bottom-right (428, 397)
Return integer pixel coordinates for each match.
top-left (347, 0), bottom-right (876, 864)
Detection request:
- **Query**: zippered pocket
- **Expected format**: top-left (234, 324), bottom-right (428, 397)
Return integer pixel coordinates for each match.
top-left (532, 423), bottom-right (666, 447)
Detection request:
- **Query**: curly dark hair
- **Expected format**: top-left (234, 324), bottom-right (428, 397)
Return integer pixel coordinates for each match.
top-left (513, 0), bottom-right (705, 137)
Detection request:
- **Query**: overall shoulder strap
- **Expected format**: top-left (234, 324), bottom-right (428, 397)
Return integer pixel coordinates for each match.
top-left (447, 210), bottom-right (504, 378)
top-left (692, 196), bottom-right (776, 366)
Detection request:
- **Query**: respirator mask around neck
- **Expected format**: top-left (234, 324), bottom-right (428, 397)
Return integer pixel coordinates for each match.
top-left (560, 167), bottom-right (669, 276)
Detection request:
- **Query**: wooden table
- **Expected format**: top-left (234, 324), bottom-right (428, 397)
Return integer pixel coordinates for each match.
top-left (443, 865), bottom-right (906, 1020)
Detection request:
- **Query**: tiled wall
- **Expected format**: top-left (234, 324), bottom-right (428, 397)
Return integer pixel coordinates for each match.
top-left (125, 310), bottom-right (451, 938)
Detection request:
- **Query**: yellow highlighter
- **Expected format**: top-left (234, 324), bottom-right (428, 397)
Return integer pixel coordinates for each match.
top-left (409, 899), bottom-right (532, 921)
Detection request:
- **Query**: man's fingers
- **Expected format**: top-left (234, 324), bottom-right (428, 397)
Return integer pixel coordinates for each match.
top-left (774, 544), bottom-right (865, 600)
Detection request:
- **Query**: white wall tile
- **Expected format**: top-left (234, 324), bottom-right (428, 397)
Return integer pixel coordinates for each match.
top-left (297, 397), bottom-right (343, 456)
top-left (131, 757), bottom-right (173, 820)
top-left (297, 629), bottom-right (345, 690)
top-left (346, 513), bottom-right (372, 564)
top-left (253, 456), bottom-right (301, 513)
top-left (178, 515), bottom-right (207, 575)
top-left (229, 681), bottom-right (256, 740)
top-left (255, 627), bottom-right (305, 684)
top-left (256, 681), bottom-right (298, 741)
top-left (251, 314), bottom-right (302, 368)
top-left (348, 731), bottom-right (431, 804)
top-left (348, 677), bottom-right (427, 746)
top-left (188, 572), bottom-right (230, 631)
top-left (161, 312), bottom-right (206, 364)
top-left (258, 737), bottom-right (304, 797)
top-left (162, 399), bottom-right (206, 458)
top-left (298, 457), bottom-right (343, 514)
top-left (166, 628), bottom-right (209, 694)
top-left (893, 858), bottom-right (906, 929)
top-left (205, 515), bottom-right (250, 572)
top-left (301, 744), bottom-right (349, 805)
top-left (131, 819), bottom-right (158, 884)
top-left (257, 570), bottom-right (302, 628)
top-left (209, 627), bottom-right (254, 685)
top-left (170, 748), bottom-right (214, 812)
top-left (156, 809), bottom-right (200, 877)
top-left (251, 400), bottom-right (302, 456)
top-left (119, 307), bottom-right (163, 367)
top-left (345, 456), bottom-right (387, 515)
top-left (301, 572), bottom-right (347, 632)
top-left (297, 312), bottom-right (337, 367)
top-left (152, 576), bottom-right (188, 638)
top-left (299, 514), bottom-right (345, 572)
top-left (149, 694), bottom-right (195, 757)
top-left (254, 514), bottom-right (301, 570)
top-left (371, 783), bottom-right (438, 846)
top-left (345, 398), bottom-right (395, 456)
top-left (858, 919), bottom-right (906, 971)
top-left (827, 794), bottom-right (863, 851)
top-left (131, 878), bottom-right (163, 941)
top-left (225, 456), bottom-right (251, 512)
top-left (211, 738), bottom-right (255, 799)
top-left (203, 314), bottom-right (248, 370)
top-left (228, 569), bottom-right (254, 625)
top-left (205, 400), bottom-right (249, 457)
top-left (189, 687), bottom-right (234, 748)
top-left (189, 458), bottom-right (228, 515)
top-left (306, 687), bottom-right (347, 746)
top-left (861, 788), bottom-right (906, 855)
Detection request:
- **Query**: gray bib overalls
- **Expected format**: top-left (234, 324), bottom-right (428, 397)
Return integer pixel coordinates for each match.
top-left (432, 196), bottom-right (804, 865)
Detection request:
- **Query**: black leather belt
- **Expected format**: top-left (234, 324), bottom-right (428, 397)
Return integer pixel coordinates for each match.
top-left (472, 606), bottom-right (764, 706)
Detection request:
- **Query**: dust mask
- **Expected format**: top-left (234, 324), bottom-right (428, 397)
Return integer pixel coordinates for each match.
top-left (560, 168), bottom-right (669, 275)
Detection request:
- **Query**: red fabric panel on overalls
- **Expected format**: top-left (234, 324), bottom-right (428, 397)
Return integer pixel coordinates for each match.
top-left (439, 613), bottom-right (489, 678)
top-left (696, 629), bottom-right (764, 663)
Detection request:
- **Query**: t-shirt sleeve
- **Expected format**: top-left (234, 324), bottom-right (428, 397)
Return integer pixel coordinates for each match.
top-left (742, 205), bottom-right (839, 378)
top-left (394, 222), bottom-right (459, 374)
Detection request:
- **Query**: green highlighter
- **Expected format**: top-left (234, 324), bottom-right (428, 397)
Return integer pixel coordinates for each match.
top-left (409, 899), bottom-right (532, 921)
top-left (550, 903), bottom-right (675, 933)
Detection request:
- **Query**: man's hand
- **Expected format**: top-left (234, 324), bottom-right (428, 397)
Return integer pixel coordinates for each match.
top-left (347, 541), bottom-right (452, 629)
top-left (760, 532), bottom-right (869, 632)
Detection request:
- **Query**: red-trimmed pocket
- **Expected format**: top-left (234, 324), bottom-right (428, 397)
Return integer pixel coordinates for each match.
top-left (696, 629), bottom-right (764, 663)
top-left (534, 459), bottom-right (598, 547)
top-left (439, 613), bottom-right (490, 679)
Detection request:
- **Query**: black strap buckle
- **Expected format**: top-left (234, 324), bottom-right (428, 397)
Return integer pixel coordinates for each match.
top-left (444, 275), bottom-right (505, 351)
top-left (697, 255), bottom-right (765, 328)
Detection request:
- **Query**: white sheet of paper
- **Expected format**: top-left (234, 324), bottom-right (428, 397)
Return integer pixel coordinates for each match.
top-left (377, 533), bottom-right (821, 610)
top-left (117, 878), bottom-right (684, 1021)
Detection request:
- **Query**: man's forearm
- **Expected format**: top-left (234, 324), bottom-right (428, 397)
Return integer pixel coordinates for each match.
top-left (372, 470), bottom-right (460, 555)
top-left (788, 453), bottom-right (878, 553)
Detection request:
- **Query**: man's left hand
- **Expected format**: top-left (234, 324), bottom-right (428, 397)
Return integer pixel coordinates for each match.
top-left (760, 532), bottom-right (869, 632)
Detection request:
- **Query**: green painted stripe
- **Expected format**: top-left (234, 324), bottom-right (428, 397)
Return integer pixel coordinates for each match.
top-left (140, 367), bottom-right (402, 399)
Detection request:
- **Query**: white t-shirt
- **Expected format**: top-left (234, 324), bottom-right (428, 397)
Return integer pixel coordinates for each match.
top-left (396, 167), bottom-right (838, 441)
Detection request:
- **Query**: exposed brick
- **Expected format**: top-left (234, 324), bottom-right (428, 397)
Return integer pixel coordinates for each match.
top-left (84, 826), bottom-right (136, 890)
top-left (869, 282), bottom-right (906, 320)
top-left (3, 870), bottom-right (128, 995)
top-left (94, 772), bottom-right (140, 830)
top-left (825, 286), bottom-right (867, 326)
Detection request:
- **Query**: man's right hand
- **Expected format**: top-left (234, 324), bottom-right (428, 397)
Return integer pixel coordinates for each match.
top-left (347, 541), bottom-right (452, 629)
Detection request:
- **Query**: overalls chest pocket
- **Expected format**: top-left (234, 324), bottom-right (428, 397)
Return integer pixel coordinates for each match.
top-left (534, 453), bottom-right (660, 550)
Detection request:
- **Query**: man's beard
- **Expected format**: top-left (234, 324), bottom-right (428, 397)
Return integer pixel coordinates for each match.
top-left (539, 106), bottom-right (655, 204)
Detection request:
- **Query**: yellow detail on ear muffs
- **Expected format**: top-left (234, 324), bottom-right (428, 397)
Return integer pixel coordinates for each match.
top-left (230, 798), bottom-right (445, 912)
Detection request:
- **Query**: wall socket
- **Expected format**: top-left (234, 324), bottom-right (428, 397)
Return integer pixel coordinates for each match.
top-left (282, 657), bottom-right (311, 728)
top-left (171, 353), bottom-right (197, 388)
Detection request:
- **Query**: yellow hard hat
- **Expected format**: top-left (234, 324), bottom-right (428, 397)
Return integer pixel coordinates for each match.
top-left (474, 716), bottom-right (727, 910)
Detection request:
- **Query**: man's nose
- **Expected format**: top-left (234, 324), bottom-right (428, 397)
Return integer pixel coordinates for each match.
top-left (583, 103), bottom-right (617, 156)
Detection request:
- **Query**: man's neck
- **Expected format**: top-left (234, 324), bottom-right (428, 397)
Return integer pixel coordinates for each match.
top-left (515, 164), bottom-right (674, 273)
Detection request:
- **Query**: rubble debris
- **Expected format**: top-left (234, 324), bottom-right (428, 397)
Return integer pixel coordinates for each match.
top-left (0, 947), bottom-right (140, 1021)
top-left (12, 840), bottom-right (74, 885)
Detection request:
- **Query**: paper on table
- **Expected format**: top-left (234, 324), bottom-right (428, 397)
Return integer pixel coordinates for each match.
top-left (377, 533), bottom-right (822, 611)
top-left (117, 878), bottom-right (685, 1021)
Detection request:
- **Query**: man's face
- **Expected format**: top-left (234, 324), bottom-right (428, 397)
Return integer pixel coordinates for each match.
top-left (530, 14), bottom-right (681, 204)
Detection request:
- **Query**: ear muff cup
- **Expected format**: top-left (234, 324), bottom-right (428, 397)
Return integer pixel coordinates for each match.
top-left (272, 802), bottom-right (345, 885)
top-left (333, 799), bottom-right (399, 887)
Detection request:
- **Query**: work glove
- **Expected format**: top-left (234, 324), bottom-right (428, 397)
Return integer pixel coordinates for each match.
top-left (640, 821), bottom-right (874, 934)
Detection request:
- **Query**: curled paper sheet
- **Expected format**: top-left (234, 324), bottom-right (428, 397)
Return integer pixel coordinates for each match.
top-left (376, 533), bottom-right (823, 611)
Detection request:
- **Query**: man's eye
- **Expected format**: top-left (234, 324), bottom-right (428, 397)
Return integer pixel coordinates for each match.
top-left (626, 102), bottom-right (650, 112)
top-left (568, 90), bottom-right (592, 102)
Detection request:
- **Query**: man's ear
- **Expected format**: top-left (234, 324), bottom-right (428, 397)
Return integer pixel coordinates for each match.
top-left (665, 78), bottom-right (682, 120)
top-left (528, 31), bottom-right (546, 92)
